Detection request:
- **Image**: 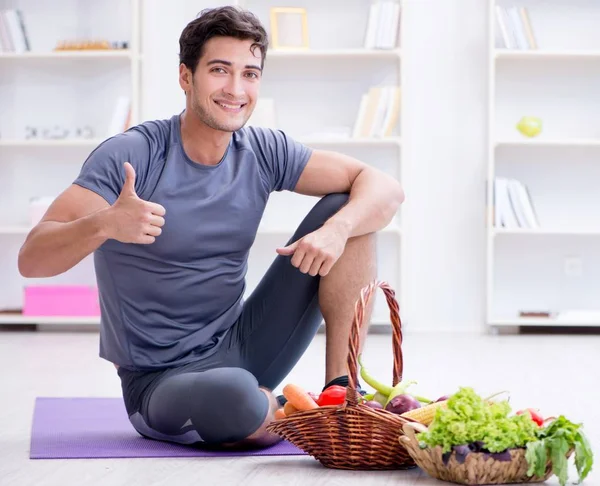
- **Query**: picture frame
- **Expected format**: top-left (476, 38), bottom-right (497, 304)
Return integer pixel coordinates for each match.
top-left (269, 7), bottom-right (309, 50)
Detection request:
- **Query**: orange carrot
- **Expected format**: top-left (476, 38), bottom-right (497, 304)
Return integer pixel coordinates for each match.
top-left (284, 401), bottom-right (299, 416)
top-left (282, 383), bottom-right (319, 411)
top-left (274, 408), bottom-right (286, 420)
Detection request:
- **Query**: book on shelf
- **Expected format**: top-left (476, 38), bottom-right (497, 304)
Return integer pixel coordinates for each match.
top-left (495, 5), bottom-right (537, 50)
top-left (107, 96), bottom-right (131, 137)
top-left (493, 177), bottom-right (539, 229)
top-left (352, 85), bottom-right (401, 138)
top-left (364, 0), bottom-right (401, 50)
top-left (0, 9), bottom-right (30, 53)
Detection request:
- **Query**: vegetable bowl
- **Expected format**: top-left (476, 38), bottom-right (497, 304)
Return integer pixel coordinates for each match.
top-left (399, 387), bottom-right (593, 485)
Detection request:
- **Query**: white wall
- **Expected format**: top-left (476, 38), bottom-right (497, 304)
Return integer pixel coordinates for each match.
top-left (140, 0), bottom-right (490, 333)
top-left (401, 0), bottom-right (488, 332)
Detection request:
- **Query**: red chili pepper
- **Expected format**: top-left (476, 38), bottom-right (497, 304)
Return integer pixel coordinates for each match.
top-left (516, 408), bottom-right (544, 426)
top-left (317, 385), bottom-right (347, 406)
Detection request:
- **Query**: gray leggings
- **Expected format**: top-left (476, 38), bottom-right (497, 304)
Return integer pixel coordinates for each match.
top-left (119, 193), bottom-right (349, 446)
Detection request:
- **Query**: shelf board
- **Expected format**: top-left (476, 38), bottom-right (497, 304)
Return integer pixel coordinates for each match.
top-left (496, 139), bottom-right (600, 148)
top-left (0, 313), bottom-right (394, 327)
top-left (0, 50), bottom-right (133, 60)
top-left (298, 136), bottom-right (401, 147)
top-left (258, 225), bottom-right (401, 236)
top-left (0, 313), bottom-right (100, 325)
top-left (491, 317), bottom-right (600, 327)
top-left (267, 48), bottom-right (401, 59)
top-left (493, 228), bottom-right (600, 236)
top-left (495, 49), bottom-right (600, 60)
top-left (0, 139), bottom-right (104, 148)
top-left (0, 225), bottom-right (31, 234)
top-left (0, 137), bottom-right (401, 149)
top-left (0, 225), bottom-right (402, 237)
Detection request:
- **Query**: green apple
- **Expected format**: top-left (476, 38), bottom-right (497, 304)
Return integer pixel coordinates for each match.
top-left (516, 116), bottom-right (542, 137)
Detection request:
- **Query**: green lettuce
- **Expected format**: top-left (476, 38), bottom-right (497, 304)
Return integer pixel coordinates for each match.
top-left (419, 387), bottom-right (538, 453)
top-left (417, 387), bottom-right (594, 486)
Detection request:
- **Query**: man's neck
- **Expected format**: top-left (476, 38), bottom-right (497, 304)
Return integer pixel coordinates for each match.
top-left (180, 110), bottom-right (232, 166)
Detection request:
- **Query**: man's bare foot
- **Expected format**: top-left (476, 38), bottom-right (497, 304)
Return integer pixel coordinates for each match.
top-left (220, 388), bottom-right (283, 450)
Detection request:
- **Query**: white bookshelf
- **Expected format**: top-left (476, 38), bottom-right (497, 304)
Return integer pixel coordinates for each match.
top-left (0, 0), bottom-right (141, 324)
top-left (0, 0), bottom-right (404, 327)
top-left (487, 0), bottom-right (600, 331)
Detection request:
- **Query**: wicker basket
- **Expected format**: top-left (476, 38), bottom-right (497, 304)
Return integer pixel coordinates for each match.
top-left (266, 280), bottom-right (416, 470)
top-left (399, 422), bottom-right (570, 485)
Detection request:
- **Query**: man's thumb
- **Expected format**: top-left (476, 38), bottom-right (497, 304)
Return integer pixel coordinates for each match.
top-left (122, 162), bottom-right (137, 196)
top-left (276, 241), bottom-right (298, 256)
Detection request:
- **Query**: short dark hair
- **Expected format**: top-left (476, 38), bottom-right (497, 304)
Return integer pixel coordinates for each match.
top-left (179, 6), bottom-right (268, 73)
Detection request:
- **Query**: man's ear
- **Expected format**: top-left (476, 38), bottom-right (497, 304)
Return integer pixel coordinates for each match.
top-left (179, 64), bottom-right (192, 93)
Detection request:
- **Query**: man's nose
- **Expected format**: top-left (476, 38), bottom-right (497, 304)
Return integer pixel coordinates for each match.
top-left (224, 75), bottom-right (245, 99)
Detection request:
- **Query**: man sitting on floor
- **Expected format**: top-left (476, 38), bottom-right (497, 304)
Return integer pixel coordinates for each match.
top-left (18, 6), bottom-right (404, 449)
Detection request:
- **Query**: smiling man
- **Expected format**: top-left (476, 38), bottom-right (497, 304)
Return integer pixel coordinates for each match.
top-left (18, 6), bottom-right (404, 448)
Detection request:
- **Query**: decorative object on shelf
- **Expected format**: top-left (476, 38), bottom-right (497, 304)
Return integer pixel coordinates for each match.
top-left (270, 7), bottom-right (309, 50)
top-left (53, 40), bottom-right (129, 51)
top-left (24, 125), bottom-right (94, 140)
top-left (519, 311), bottom-right (553, 318)
top-left (516, 115), bottom-right (542, 137)
top-left (23, 285), bottom-right (100, 317)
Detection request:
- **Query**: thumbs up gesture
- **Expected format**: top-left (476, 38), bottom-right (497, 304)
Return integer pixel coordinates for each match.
top-left (107, 162), bottom-right (166, 244)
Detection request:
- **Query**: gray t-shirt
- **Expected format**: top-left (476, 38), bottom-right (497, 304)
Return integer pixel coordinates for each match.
top-left (73, 114), bottom-right (312, 371)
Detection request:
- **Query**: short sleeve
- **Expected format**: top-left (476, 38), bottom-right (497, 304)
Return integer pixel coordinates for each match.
top-left (73, 130), bottom-right (151, 205)
top-left (247, 127), bottom-right (312, 192)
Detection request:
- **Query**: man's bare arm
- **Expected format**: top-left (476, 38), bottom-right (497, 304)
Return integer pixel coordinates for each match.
top-left (18, 162), bottom-right (166, 278)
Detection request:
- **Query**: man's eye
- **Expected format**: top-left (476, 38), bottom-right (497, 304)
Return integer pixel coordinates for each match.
top-left (246, 72), bottom-right (259, 79)
top-left (212, 67), bottom-right (226, 73)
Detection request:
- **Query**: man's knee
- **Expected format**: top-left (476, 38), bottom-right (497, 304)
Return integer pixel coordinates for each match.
top-left (299, 193), bottom-right (349, 235)
top-left (191, 368), bottom-right (272, 445)
top-left (313, 193), bottom-right (349, 220)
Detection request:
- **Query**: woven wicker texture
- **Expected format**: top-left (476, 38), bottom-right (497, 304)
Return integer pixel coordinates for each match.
top-left (266, 280), bottom-right (416, 470)
top-left (400, 422), bottom-right (562, 484)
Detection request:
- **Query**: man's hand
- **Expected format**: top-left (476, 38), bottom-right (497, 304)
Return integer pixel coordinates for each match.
top-left (105, 162), bottom-right (166, 244)
top-left (276, 222), bottom-right (349, 277)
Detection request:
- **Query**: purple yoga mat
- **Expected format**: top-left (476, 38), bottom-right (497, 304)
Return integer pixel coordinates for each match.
top-left (30, 397), bottom-right (305, 459)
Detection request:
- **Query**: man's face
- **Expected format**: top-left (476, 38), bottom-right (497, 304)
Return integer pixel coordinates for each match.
top-left (181, 36), bottom-right (262, 133)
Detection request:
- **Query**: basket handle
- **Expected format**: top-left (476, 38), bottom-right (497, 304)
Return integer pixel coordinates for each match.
top-left (345, 280), bottom-right (403, 406)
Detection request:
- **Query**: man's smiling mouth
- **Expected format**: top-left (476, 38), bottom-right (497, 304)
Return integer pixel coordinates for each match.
top-left (214, 100), bottom-right (246, 112)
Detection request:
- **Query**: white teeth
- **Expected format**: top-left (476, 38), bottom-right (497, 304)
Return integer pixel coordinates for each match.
top-left (217, 102), bottom-right (242, 109)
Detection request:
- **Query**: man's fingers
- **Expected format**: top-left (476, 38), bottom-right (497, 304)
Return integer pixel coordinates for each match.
top-left (148, 202), bottom-right (166, 216)
top-left (308, 256), bottom-right (325, 277)
top-left (145, 225), bottom-right (162, 237)
top-left (319, 257), bottom-right (335, 277)
top-left (149, 215), bottom-right (165, 227)
top-left (276, 240), bottom-right (298, 256)
top-left (122, 162), bottom-right (137, 196)
top-left (290, 248), bottom-right (305, 269)
top-left (299, 253), bottom-right (315, 274)
top-left (138, 235), bottom-right (156, 245)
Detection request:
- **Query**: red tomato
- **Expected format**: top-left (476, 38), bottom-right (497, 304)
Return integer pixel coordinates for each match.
top-left (317, 385), bottom-right (347, 406)
top-left (516, 408), bottom-right (544, 426)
